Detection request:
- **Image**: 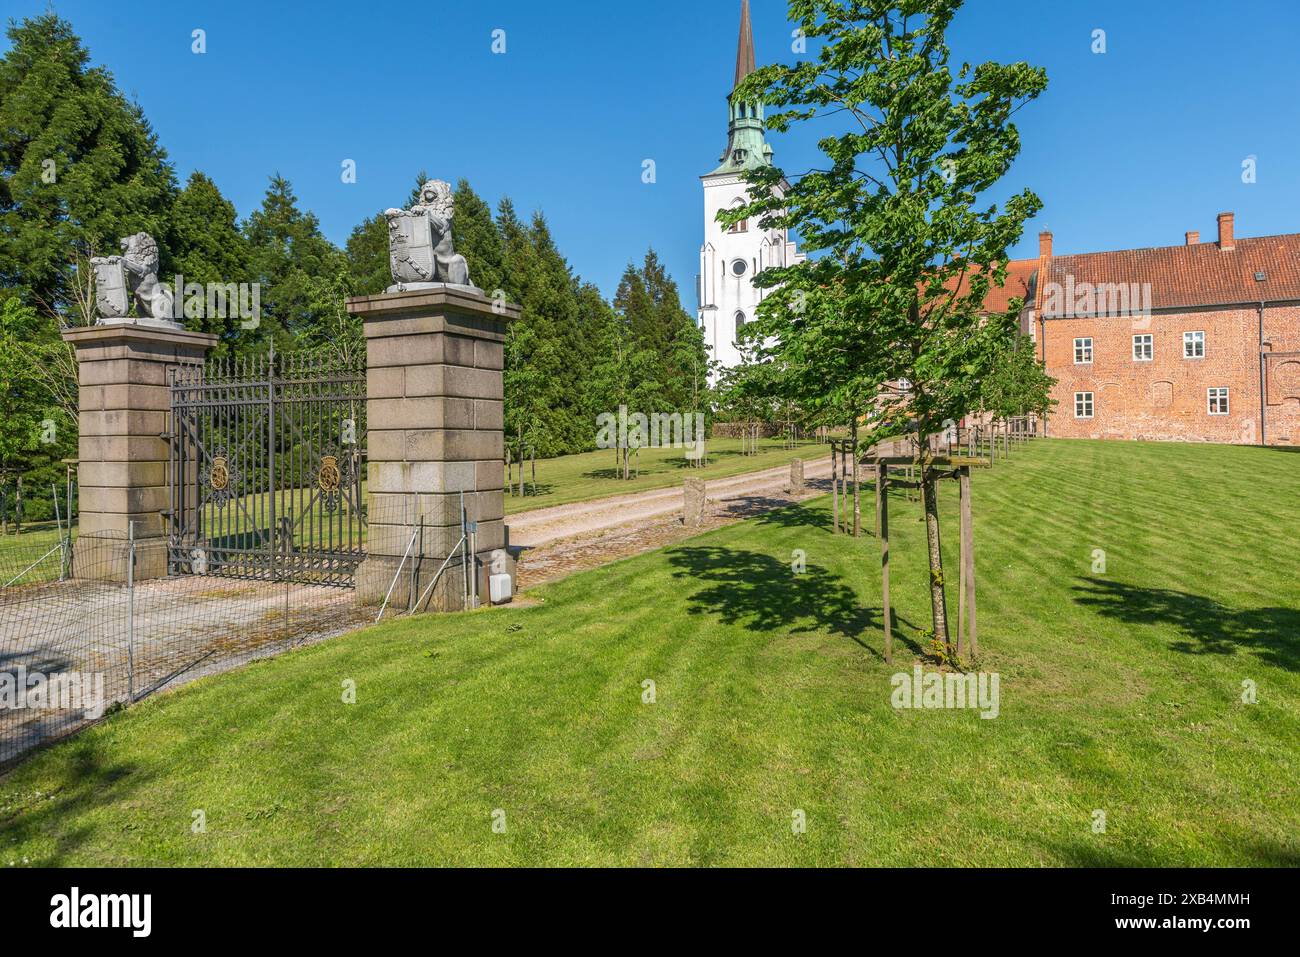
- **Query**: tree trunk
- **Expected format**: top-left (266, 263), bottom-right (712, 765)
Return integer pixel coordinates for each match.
top-left (851, 421), bottom-right (860, 537)
top-left (920, 454), bottom-right (951, 648)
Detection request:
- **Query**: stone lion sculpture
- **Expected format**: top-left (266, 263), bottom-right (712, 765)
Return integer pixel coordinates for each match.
top-left (90, 231), bottom-right (175, 323)
top-left (385, 179), bottom-right (475, 291)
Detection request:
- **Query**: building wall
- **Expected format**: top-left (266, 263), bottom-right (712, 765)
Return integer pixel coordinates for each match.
top-left (1041, 304), bottom-right (1300, 445)
top-left (697, 173), bottom-right (801, 379)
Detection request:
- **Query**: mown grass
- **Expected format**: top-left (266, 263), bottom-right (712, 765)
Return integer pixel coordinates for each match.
top-left (1, 438), bottom-right (1296, 866)
top-left (503, 436), bottom-right (821, 514)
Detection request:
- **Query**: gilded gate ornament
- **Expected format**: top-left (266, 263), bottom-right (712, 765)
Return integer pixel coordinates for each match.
top-left (210, 457), bottom-right (230, 491)
top-left (200, 450), bottom-right (237, 507)
top-left (317, 452), bottom-right (348, 512)
top-left (318, 455), bottom-right (342, 495)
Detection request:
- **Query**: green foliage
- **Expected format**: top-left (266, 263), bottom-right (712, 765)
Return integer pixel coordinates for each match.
top-left (170, 172), bottom-right (254, 355)
top-left (727, 0), bottom-right (1047, 643)
top-left (981, 332), bottom-right (1057, 420)
top-left (0, 13), bottom-right (710, 468)
top-left (0, 13), bottom-right (176, 315)
top-left (243, 174), bottom-right (347, 349)
top-left (344, 213), bottom-right (389, 297)
top-left (0, 298), bottom-right (75, 522)
top-left (613, 250), bottom-right (710, 415)
top-left (450, 179), bottom-right (505, 299)
top-left (730, 0), bottom-right (1047, 449)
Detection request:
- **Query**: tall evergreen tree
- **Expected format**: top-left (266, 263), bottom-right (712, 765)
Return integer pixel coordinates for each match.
top-left (242, 174), bottom-right (346, 347)
top-left (344, 212), bottom-right (389, 297)
top-left (0, 298), bottom-right (75, 524)
top-left (450, 179), bottom-right (504, 298)
top-left (170, 171), bottom-right (253, 354)
top-left (497, 199), bottom-right (549, 454)
top-left (614, 250), bottom-right (708, 412)
top-left (0, 13), bottom-right (176, 316)
top-left (527, 211), bottom-right (587, 451)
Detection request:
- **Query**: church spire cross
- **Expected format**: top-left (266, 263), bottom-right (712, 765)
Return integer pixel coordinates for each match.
top-left (734, 0), bottom-right (756, 88)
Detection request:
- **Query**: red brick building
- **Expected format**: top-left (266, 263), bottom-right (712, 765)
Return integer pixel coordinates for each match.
top-left (1005, 213), bottom-right (1300, 445)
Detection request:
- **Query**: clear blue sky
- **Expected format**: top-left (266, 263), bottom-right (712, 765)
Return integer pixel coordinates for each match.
top-left (7, 0), bottom-right (1300, 303)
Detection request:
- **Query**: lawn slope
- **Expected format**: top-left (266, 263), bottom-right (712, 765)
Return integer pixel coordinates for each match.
top-left (1, 439), bottom-right (1296, 866)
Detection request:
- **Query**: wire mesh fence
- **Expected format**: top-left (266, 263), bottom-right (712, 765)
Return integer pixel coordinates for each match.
top-left (1, 527), bottom-right (372, 769)
top-left (365, 492), bottom-right (483, 621)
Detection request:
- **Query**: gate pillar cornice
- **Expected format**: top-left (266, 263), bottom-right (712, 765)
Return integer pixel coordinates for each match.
top-left (347, 287), bottom-right (520, 610)
top-left (63, 322), bottom-right (217, 581)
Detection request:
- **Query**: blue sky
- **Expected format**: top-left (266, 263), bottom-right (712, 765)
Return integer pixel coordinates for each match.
top-left (7, 0), bottom-right (1300, 303)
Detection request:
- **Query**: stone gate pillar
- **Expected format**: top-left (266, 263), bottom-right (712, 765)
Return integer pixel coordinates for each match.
top-left (348, 287), bottom-right (520, 610)
top-left (62, 322), bottom-right (217, 580)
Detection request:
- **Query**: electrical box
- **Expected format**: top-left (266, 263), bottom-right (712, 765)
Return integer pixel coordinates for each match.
top-left (489, 573), bottom-right (512, 605)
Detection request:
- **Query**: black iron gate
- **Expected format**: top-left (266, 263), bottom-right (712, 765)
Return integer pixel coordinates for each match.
top-left (167, 349), bottom-right (367, 586)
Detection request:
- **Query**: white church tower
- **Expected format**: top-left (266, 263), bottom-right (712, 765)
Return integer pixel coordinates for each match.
top-left (697, 0), bottom-right (804, 380)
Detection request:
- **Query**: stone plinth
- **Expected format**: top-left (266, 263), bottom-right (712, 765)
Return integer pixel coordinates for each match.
top-left (789, 457), bottom-right (804, 495)
top-left (63, 322), bottom-right (216, 580)
top-left (683, 477), bottom-right (706, 527)
top-left (347, 287), bottom-right (520, 609)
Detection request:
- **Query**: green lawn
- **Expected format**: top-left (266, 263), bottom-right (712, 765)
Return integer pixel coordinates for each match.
top-left (2, 438), bottom-right (1296, 866)
top-left (504, 436), bottom-right (823, 514)
top-left (0, 521), bottom-right (69, 585)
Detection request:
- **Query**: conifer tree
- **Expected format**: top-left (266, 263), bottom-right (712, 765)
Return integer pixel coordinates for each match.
top-left (451, 179), bottom-right (505, 299)
top-left (243, 174), bottom-right (346, 347)
top-left (344, 213), bottom-right (390, 297)
top-left (170, 172), bottom-right (253, 353)
top-left (0, 298), bottom-right (75, 524)
top-left (0, 13), bottom-right (176, 315)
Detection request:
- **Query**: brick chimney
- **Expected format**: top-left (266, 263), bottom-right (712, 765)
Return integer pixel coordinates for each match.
top-left (1217, 212), bottom-right (1235, 251)
top-left (1185, 230), bottom-right (1199, 245)
top-left (1038, 230), bottom-right (1053, 258)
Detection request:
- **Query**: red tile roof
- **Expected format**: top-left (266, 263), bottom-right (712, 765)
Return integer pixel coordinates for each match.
top-left (983, 258), bottom-right (1037, 314)
top-left (1039, 232), bottom-right (1300, 315)
top-left (940, 258), bottom-right (1037, 315)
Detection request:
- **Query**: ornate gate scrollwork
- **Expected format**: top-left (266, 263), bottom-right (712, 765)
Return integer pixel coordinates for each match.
top-left (168, 349), bottom-right (367, 585)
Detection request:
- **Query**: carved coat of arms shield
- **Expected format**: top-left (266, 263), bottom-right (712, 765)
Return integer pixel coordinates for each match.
top-left (387, 211), bottom-right (437, 284)
top-left (92, 258), bottom-right (129, 319)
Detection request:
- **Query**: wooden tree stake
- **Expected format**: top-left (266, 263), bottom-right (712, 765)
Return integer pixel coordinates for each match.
top-left (831, 441), bottom-right (840, 534)
top-left (960, 465), bottom-right (977, 657)
top-left (879, 460), bottom-right (892, 663)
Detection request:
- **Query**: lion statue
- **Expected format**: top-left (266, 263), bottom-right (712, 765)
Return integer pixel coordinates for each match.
top-left (385, 179), bottom-right (473, 289)
top-left (91, 231), bottom-right (174, 322)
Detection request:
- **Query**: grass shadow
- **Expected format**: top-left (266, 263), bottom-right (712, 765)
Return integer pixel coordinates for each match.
top-left (0, 728), bottom-right (158, 865)
top-left (666, 545), bottom-right (883, 656)
top-left (506, 482), bottom-right (557, 499)
top-left (1072, 577), bottom-right (1300, 671)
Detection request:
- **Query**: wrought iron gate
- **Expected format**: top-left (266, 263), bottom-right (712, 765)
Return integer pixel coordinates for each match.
top-left (167, 349), bottom-right (367, 586)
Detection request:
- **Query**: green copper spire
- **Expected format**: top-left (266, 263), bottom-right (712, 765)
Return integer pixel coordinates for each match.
top-left (709, 0), bottom-right (773, 175)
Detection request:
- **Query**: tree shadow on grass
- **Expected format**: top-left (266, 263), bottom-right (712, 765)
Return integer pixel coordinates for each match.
top-left (505, 482), bottom-right (557, 499)
top-left (0, 730), bottom-right (158, 865)
top-left (666, 545), bottom-right (899, 657)
top-left (1072, 577), bottom-right (1300, 672)
top-left (749, 495), bottom-right (835, 532)
top-left (1035, 833), bottom-right (1300, 867)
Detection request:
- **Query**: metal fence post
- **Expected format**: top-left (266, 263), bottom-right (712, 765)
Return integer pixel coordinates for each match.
top-left (127, 520), bottom-right (136, 703)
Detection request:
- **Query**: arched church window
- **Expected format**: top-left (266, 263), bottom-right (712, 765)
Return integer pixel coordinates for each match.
top-left (734, 310), bottom-right (747, 329)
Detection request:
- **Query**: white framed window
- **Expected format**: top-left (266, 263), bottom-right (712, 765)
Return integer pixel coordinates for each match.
top-left (1074, 391), bottom-right (1094, 418)
top-left (1132, 334), bottom-right (1153, 361)
top-left (1208, 387), bottom-right (1229, 415)
top-left (730, 258), bottom-right (748, 276)
top-left (734, 310), bottom-right (747, 330)
top-left (1073, 337), bottom-right (1093, 364)
top-left (1184, 331), bottom-right (1205, 358)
